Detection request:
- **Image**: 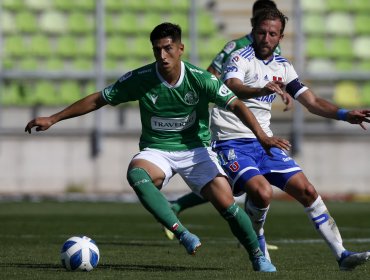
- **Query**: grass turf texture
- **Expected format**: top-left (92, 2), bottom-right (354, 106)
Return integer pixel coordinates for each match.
top-left (0, 200), bottom-right (369, 279)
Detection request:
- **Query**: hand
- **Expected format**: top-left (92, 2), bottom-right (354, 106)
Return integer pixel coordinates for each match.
top-left (259, 135), bottom-right (291, 156)
top-left (25, 117), bottom-right (54, 134)
top-left (281, 92), bottom-right (293, 112)
top-left (346, 109), bottom-right (370, 130)
top-left (262, 81), bottom-right (292, 111)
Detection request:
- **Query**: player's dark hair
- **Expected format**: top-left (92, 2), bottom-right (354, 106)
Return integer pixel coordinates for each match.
top-left (252, 0), bottom-right (277, 15)
top-left (150, 22), bottom-right (182, 44)
top-left (251, 0), bottom-right (278, 27)
top-left (251, 7), bottom-right (288, 34)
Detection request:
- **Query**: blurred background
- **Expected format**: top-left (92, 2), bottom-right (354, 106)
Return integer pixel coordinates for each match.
top-left (0, 0), bottom-right (369, 200)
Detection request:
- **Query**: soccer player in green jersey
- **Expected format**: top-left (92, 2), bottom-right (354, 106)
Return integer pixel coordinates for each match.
top-left (164, 0), bottom-right (285, 252)
top-left (207, 0), bottom-right (281, 78)
top-left (25, 22), bottom-right (291, 272)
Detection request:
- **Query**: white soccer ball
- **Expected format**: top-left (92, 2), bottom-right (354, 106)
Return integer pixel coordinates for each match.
top-left (60, 235), bottom-right (100, 271)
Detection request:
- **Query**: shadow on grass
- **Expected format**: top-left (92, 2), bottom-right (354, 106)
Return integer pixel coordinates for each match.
top-left (0, 263), bottom-right (222, 272)
top-left (98, 241), bottom-right (169, 248)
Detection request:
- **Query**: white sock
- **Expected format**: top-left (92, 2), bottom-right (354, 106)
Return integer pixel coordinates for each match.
top-left (244, 196), bottom-right (269, 235)
top-left (244, 197), bottom-right (271, 261)
top-left (305, 195), bottom-right (345, 260)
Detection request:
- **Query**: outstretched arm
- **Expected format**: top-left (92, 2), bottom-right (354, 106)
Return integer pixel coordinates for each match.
top-left (25, 92), bottom-right (108, 133)
top-left (228, 99), bottom-right (291, 152)
top-left (297, 89), bottom-right (370, 130)
top-left (225, 78), bottom-right (293, 111)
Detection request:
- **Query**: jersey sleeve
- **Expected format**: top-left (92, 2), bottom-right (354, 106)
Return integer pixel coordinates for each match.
top-left (210, 40), bottom-right (238, 74)
top-left (101, 71), bottom-right (139, 106)
top-left (205, 73), bottom-right (238, 109)
top-left (221, 52), bottom-right (249, 83)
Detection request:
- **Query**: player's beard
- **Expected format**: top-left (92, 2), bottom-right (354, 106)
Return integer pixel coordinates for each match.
top-left (254, 41), bottom-right (279, 60)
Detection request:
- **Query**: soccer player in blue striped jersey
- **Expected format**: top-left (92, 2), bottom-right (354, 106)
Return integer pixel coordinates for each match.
top-left (207, 0), bottom-right (281, 78)
top-left (24, 22), bottom-right (294, 272)
top-left (212, 7), bottom-right (370, 271)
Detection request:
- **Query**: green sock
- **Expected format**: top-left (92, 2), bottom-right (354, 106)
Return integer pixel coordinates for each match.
top-left (127, 168), bottom-right (186, 238)
top-left (221, 202), bottom-right (262, 260)
top-left (172, 192), bottom-right (208, 215)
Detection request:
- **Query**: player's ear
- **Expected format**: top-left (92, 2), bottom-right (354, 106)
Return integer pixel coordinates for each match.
top-left (178, 42), bottom-right (184, 55)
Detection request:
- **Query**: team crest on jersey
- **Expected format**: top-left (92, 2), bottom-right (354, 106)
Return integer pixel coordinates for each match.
top-left (232, 55), bottom-right (240, 63)
top-left (184, 91), bottom-right (199, 105)
top-left (218, 84), bottom-right (232, 97)
top-left (119, 71), bottom-right (132, 82)
top-left (224, 41), bottom-right (236, 54)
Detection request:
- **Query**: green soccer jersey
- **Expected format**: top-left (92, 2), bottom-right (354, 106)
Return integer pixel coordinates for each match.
top-left (102, 61), bottom-right (237, 151)
top-left (210, 33), bottom-right (282, 74)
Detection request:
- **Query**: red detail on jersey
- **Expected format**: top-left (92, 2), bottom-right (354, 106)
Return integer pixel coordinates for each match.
top-left (172, 223), bottom-right (179, 231)
top-left (229, 161), bottom-right (240, 172)
top-left (273, 76), bottom-right (283, 82)
top-left (232, 55), bottom-right (240, 62)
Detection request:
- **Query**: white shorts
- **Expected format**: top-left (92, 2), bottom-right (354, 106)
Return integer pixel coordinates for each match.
top-left (132, 147), bottom-right (226, 196)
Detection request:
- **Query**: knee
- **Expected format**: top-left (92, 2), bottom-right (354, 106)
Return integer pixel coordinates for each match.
top-left (247, 181), bottom-right (272, 208)
top-left (126, 167), bottom-right (152, 190)
top-left (302, 183), bottom-right (318, 205)
top-left (288, 181), bottom-right (318, 207)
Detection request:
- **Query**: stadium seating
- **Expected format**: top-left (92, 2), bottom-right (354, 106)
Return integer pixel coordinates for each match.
top-left (361, 82), bottom-right (370, 105)
top-left (302, 0), bottom-right (370, 109)
top-left (333, 81), bottom-right (363, 108)
top-left (39, 11), bottom-right (67, 35)
top-left (15, 10), bottom-right (38, 33)
top-left (1, 10), bottom-right (16, 34)
top-left (354, 14), bottom-right (370, 35)
top-left (59, 81), bottom-right (82, 105)
top-left (0, 0), bottom-right (370, 107)
top-left (25, 0), bottom-right (52, 11)
top-left (353, 37), bottom-right (370, 59)
top-left (301, 0), bottom-right (327, 12)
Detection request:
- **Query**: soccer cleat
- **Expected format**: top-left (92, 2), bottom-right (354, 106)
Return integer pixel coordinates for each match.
top-left (338, 250), bottom-right (370, 271)
top-left (257, 235), bottom-right (271, 262)
top-left (163, 226), bottom-right (175, 240)
top-left (252, 255), bottom-right (277, 272)
top-left (179, 231), bottom-right (201, 255)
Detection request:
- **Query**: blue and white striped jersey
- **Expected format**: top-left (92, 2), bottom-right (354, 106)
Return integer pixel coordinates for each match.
top-left (210, 45), bottom-right (308, 140)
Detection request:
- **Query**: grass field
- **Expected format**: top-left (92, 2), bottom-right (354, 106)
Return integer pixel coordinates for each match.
top-left (0, 199), bottom-right (369, 280)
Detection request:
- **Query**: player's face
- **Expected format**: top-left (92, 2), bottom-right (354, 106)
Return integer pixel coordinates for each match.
top-left (152, 37), bottom-right (184, 73)
top-left (253, 19), bottom-right (284, 60)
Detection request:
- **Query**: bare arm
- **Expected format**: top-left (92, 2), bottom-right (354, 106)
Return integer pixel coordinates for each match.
top-left (25, 92), bottom-right (108, 133)
top-left (297, 89), bottom-right (370, 129)
top-left (207, 65), bottom-right (221, 79)
top-left (228, 99), bottom-right (291, 152)
top-left (225, 78), bottom-right (293, 111)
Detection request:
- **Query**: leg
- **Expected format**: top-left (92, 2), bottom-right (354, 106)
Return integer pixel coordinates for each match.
top-left (127, 159), bottom-right (201, 255)
top-left (201, 175), bottom-right (276, 272)
top-left (163, 192), bottom-right (208, 240)
top-left (171, 192), bottom-right (208, 215)
top-left (243, 175), bottom-right (273, 261)
top-left (285, 172), bottom-right (370, 270)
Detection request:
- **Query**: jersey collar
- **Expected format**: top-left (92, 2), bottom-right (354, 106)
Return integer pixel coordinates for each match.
top-left (155, 61), bottom-right (185, 88)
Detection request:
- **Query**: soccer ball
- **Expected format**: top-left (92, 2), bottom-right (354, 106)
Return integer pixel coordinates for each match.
top-left (60, 235), bottom-right (100, 271)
